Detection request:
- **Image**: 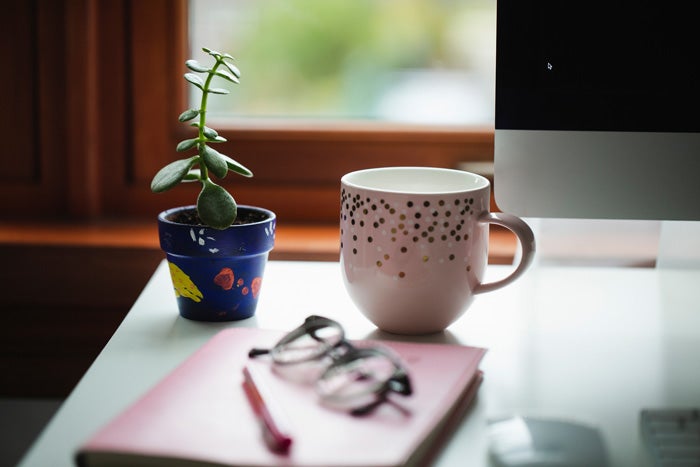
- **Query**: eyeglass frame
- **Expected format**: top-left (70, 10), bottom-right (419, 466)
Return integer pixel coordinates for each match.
top-left (248, 315), bottom-right (413, 416)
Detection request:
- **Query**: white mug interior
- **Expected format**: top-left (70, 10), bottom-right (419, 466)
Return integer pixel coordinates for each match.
top-left (341, 167), bottom-right (489, 194)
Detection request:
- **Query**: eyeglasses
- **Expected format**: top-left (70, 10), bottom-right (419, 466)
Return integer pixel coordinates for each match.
top-left (248, 315), bottom-right (412, 416)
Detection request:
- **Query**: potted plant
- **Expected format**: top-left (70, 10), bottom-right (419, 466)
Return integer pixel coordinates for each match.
top-left (151, 47), bottom-right (275, 322)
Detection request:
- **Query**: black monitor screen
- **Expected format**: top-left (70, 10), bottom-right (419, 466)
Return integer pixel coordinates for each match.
top-left (496, 1), bottom-right (700, 132)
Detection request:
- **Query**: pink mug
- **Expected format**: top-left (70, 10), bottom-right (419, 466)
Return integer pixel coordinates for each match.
top-left (340, 167), bottom-right (535, 334)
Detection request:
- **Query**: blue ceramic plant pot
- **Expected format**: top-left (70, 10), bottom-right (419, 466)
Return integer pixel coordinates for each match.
top-left (158, 205), bottom-right (276, 321)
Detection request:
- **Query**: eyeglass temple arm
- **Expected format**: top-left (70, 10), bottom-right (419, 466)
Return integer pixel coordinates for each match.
top-left (248, 316), bottom-right (342, 358)
top-left (248, 348), bottom-right (271, 358)
top-left (350, 369), bottom-right (413, 417)
top-left (388, 370), bottom-right (412, 396)
top-left (350, 390), bottom-right (412, 417)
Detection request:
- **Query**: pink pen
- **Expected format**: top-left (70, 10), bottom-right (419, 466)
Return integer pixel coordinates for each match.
top-left (242, 365), bottom-right (293, 453)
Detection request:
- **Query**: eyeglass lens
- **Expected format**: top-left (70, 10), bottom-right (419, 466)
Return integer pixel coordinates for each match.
top-left (317, 348), bottom-right (402, 404)
top-left (271, 318), bottom-right (344, 364)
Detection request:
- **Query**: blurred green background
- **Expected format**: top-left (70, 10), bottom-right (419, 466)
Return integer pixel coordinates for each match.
top-left (189, 0), bottom-right (495, 125)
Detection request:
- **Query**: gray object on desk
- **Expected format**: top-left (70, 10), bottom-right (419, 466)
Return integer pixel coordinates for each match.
top-left (487, 415), bottom-right (608, 467)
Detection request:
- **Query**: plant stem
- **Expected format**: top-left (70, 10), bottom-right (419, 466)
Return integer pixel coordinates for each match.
top-left (197, 57), bottom-right (223, 182)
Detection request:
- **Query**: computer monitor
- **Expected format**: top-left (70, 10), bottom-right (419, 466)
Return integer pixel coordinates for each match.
top-left (493, 0), bottom-right (700, 221)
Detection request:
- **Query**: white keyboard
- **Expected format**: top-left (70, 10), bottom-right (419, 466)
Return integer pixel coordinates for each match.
top-left (641, 409), bottom-right (700, 467)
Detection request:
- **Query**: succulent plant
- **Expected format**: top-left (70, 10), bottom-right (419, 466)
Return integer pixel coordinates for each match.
top-left (151, 47), bottom-right (252, 229)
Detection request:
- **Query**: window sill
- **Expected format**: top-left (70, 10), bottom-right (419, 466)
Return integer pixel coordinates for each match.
top-left (0, 221), bottom-right (515, 263)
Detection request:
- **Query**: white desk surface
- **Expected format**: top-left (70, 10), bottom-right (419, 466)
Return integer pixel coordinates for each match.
top-left (19, 260), bottom-right (700, 467)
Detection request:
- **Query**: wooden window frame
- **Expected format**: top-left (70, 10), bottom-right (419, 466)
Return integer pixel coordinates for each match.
top-left (7, 0), bottom-right (495, 224)
top-left (0, 0), bottom-right (504, 398)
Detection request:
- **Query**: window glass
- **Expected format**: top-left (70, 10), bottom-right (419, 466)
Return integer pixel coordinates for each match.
top-left (189, 0), bottom-right (495, 126)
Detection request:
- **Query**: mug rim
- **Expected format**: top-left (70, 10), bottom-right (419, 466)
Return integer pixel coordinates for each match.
top-left (341, 166), bottom-right (489, 194)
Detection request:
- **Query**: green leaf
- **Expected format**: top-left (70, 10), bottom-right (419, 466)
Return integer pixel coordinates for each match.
top-left (202, 126), bottom-right (218, 139)
top-left (185, 59), bottom-right (209, 73)
top-left (209, 135), bottom-right (227, 143)
top-left (213, 69), bottom-right (239, 84)
top-left (150, 156), bottom-right (198, 193)
top-left (221, 61), bottom-right (241, 79)
top-left (197, 181), bottom-right (237, 229)
top-left (184, 73), bottom-right (204, 90)
top-left (203, 47), bottom-right (222, 58)
top-left (176, 138), bottom-right (198, 152)
top-left (208, 87), bottom-right (230, 95)
top-left (202, 145), bottom-right (228, 178)
top-left (178, 109), bottom-right (199, 122)
top-left (221, 154), bottom-right (253, 177)
top-left (183, 169), bottom-right (201, 181)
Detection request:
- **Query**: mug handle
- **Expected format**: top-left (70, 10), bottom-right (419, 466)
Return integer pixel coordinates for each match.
top-left (473, 212), bottom-right (536, 294)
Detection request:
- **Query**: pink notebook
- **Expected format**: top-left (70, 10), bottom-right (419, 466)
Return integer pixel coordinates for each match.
top-left (76, 327), bottom-right (485, 467)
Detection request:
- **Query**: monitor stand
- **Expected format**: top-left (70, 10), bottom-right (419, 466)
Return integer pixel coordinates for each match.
top-left (523, 218), bottom-right (660, 268)
top-left (521, 218), bottom-right (700, 269)
top-left (657, 221), bottom-right (700, 269)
